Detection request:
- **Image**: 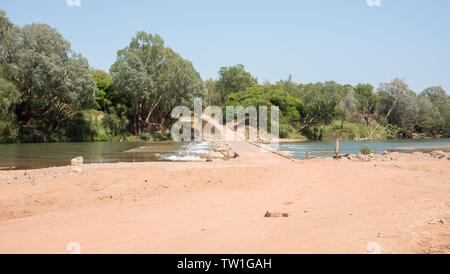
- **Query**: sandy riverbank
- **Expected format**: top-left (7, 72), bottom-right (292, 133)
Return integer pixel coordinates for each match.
top-left (0, 142), bottom-right (449, 254)
top-left (393, 145), bottom-right (450, 151)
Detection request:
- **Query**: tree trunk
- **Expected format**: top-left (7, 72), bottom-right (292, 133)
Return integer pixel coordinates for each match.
top-left (298, 116), bottom-right (318, 133)
top-left (145, 95), bottom-right (163, 125)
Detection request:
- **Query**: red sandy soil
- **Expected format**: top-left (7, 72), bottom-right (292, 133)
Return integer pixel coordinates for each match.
top-left (0, 142), bottom-right (449, 254)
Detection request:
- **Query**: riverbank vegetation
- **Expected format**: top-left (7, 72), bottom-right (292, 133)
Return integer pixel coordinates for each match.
top-left (1, 10), bottom-right (449, 143)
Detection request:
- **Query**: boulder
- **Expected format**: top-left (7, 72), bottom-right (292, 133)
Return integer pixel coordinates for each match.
top-left (71, 156), bottom-right (84, 166)
top-left (226, 149), bottom-right (238, 159)
top-left (382, 150), bottom-right (389, 156)
top-left (71, 156), bottom-right (83, 173)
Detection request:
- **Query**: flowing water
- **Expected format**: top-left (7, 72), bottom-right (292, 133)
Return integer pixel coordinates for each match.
top-left (0, 141), bottom-right (210, 170)
top-left (0, 139), bottom-right (449, 170)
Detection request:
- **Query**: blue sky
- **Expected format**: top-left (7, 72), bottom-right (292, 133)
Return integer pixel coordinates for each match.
top-left (2, 0), bottom-right (450, 92)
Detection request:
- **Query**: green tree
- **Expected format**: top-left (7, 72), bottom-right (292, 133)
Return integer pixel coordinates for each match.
top-left (296, 81), bottom-right (348, 132)
top-left (354, 84), bottom-right (378, 126)
top-left (1, 23), bottom-right (97, 138)
top-left (376, 80), bottom-right (446, 138)
top-left (110, 31), bottom-right (205, 134)
top-left (226, 84), bottom-right (303, 138)
top-left (0, 76), bottom-right (20, 142)
top-left (205, 79), bottom-right (221, 106)
top-left (92, 70), bottom-right (114, 112)
top-left (216, 64), bottom-right (257, 104)
top-left (421, 86), bottom-right (450, 136)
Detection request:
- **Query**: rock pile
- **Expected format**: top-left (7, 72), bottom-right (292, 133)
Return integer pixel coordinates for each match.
top-left (430, 151), bottom-right (447, 159)
top-left (71, 156), bottom-right (83, 173)
top-left (205, 141), bottom-right (238, 160)
top-left (341, 150), bottom-right (450, 162)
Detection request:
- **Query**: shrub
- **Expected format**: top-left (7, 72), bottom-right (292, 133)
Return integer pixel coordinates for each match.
top-left (360, 145), bottom-right (372, 155)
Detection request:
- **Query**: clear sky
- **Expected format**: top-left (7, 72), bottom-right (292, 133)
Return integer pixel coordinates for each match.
top-left (1, 0), bottom-right (450, 92)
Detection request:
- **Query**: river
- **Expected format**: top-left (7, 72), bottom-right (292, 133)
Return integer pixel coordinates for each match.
top-left (0, 139), bottom-right (449, 170)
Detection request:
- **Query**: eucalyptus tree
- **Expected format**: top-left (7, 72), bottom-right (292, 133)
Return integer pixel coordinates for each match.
top-left (354, 84), bottom-right (378, 126)
top-left (110, 31), bottom-right (205, 134)
top-left (0, 23), bottom-right (96, 134)
top-left (421, 86), bottom-right (450, 135)
top-left (216, 64), bottom-right (257, 104)
top-left (376, 78), bottom-right (411, 124)
top-left (296, 81), bottom-right (348, 132)
top-left (0, 76), bottom-right (20, 142)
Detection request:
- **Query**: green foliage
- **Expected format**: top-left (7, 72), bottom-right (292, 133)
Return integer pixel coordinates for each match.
top-left (354, 83), bottom-right (378, 125)
top-left (63, 110), bottom-right (131, 142)
top-left (205, 79), bottom-right (221, 106)
top-left (225, 84), bottom-right (303, 138)
top-left (302, 127), bottom-right (324, 141)
top-left (139, 130), bottom-right (171, 141)
top-left (92, 70), bottom-right (114, 112)
top-left (318, 120), bottom-right (389, 140)
top-left (420, 86), bottom-right (450, 137)
top-left (377, 79), bottom-right (449, 138)
top-left (296, 81), bottom-right (350, 132)
top-left (0, 20), bottom-right (97, 142)
top-left (360, 145), bottom-right (372, 155)
top-left (0, 76), bottom-right (20, 142)
top-left (1, 9), bottom-right (449, 144)
top-left (216, 64), bottom-right (257, 105)
top-left (227, 84), bottom-right (303, 120)
top-left (110, 31), bottom-right (206, 135)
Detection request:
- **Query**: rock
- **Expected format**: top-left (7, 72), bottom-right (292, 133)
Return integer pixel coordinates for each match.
top-left (430, 151), bottom-right (446, 159)
top-left (71, 156), bottom-right (83, 173)
top-left (382, 150), bottom-right (389, 156)
top-left (264, 211), bottom-right (289, 218)
top-left (429, 218), bottom-right (446, 225)
top-left (226, 149), bottom-right (238, 159)
top-left (71, 156), bottom-right (84, 165)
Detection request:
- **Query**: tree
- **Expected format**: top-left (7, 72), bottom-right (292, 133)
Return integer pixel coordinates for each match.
top-left (276, 75), bottom-right (301, 97)
top-left (377, 79), bottom-right (410, 124)
top-left (354, 83), bottom-right (378, 126)
top-left (0, 76), bottom-right (19, 111)
top-left (205, 79), bottom-right (221, 106)
top-left (226, 84), bottom-right (303, 138)
top-left (0, 76), bottom-right (20, 142)
top-left (421, 86), bottom-right (450, 136)
top-left (0, 10), bottom-right (12, 45)
top-left (296, 81), bottom-right (348, 132)
top-left (0, 22), bottom-right (97, 136)
top-left (376, 80), bottom-right (445, 138)
top-left (110, 31), bottom-right (205, 134)
top-left (92, 70), bottom-right (114, 112)
top-left (216, 64), bottom-right (257, 104)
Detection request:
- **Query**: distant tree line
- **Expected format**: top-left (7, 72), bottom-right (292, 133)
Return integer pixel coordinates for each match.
top-left (0, 10), bottom-right (449, 143)
top-left (213, 66), bottom-right (450, 139)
